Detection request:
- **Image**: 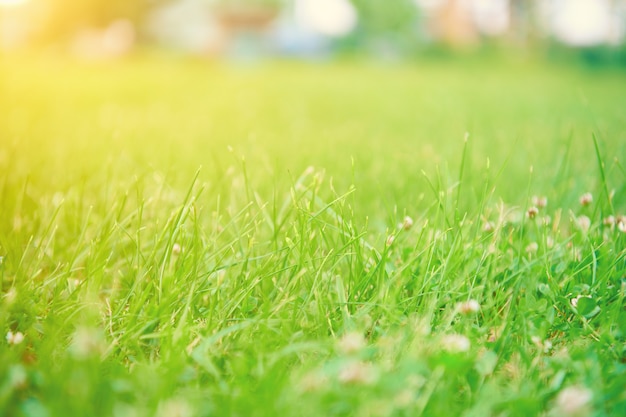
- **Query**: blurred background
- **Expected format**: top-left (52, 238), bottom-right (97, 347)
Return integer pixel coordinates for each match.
top-left (1, 0), bottom-right (626, 65)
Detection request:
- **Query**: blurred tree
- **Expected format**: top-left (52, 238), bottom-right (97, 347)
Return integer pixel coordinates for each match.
top-left (348, 0), bottom-right (419, 41)
top-left (508, 0), bottom-right (539, 45)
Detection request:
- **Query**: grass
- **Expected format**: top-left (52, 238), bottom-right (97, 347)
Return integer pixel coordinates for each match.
top-left (1, 55), bottom-right (626, 417)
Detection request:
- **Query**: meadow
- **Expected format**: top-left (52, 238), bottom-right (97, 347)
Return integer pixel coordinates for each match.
top-left (1, 56), bottom-right (625, 416)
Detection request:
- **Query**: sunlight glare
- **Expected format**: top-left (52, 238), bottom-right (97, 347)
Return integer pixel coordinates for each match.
top-left (552, 0), bottom-right (612, 46)
top-left (295, 0), bottom-right (357, 37)
top-left (0, 0), bottom-right (29, 7)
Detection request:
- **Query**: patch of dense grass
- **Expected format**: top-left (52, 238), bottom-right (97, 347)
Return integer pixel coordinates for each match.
top-left (1, 56), bottom-right (625, 416)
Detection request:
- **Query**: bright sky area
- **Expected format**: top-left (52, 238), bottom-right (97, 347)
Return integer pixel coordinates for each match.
top-left (0, 0), bottom-right (624, 47)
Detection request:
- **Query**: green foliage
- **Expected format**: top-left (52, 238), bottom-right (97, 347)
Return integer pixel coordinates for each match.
top-left (0, 57), bottom-right (625, 416)
top-left (346, 0), bottom-right (421, 52)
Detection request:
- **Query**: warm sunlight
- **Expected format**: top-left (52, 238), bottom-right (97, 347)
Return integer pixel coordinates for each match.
top-left (295, 0), bottom-right (357, 37)
top-left (0, 0), bottom-right (29, 7)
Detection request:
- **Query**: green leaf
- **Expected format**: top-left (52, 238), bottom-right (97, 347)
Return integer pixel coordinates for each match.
top-left (575, 297), bottom-right (597, 316)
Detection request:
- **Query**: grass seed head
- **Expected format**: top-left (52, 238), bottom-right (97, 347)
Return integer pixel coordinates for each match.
top-left (386, 235), bottom-right (395, 246)
top-left (3, 288), bottom-right (17, 305)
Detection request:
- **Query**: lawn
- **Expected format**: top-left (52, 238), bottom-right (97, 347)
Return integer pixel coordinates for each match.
top-left (1, 56), bottom-right (625, 417)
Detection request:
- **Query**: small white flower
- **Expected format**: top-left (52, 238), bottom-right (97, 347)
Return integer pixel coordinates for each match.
top-left (441, 334), bottom-right (471, 353)
top-left (386, 235), bottom-right (395, 246)
top-left (338, 361), bottom-right (378, 385)
top-left (70, 327), bottom-right (105, 359)
top-left (6, 331), bottom-right (24, 345)
top-left (527, 206), bottom-right (539, 219)
top-left (531, 195), bottom-right (548, 209)
top-left (555, 386), bottom-right (592, 417)
top-left (401, 216), bottom-right (414, 231)
top-left (576, 215), bottom-right (591, 233)
top-left (172, 243), bottom-right (182, 256)
top-left (618, 219), bottom-right (626, 233)
top-left (525, 242), bottom-right (538, 254)
top-left (482, 221), bottom-right (495, 232)
top-left (337, 332), bottom-right (366, 354)
top-left (456, 300), bottom-right (480, 315)
top-left (603, 215), bottom-right (615, 227)
top-left (579, 193), bottom-right (593, 207)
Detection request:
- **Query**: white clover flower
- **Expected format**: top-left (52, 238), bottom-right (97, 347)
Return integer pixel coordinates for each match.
top-left (401, 216), bottom-right (414, 231)
top-left (579, 193), bottom-right (593, 207)
top-left (441, 334), bottom-right (471, 353)
top-left (456, 299), bottom-right (480, 315)
top-left (525, 242), bottom-right (538, 254)
top-left (618, 218), bottom-right (626, 233)
top-left (338, 361), bottom-right (378, 385)
top-left (576, 215), bottom-right (591, 233)
top-left (531, 195), bottom-right (548, 209)
top-left (337, 332), bottom-right (366, 355)
top-left (603, 215), bottom-right (615, 227)
top-left (527, 206), bottom-right (539, 219)
top-left (555, 386), bottom-right (592, 417)
top-left (6, 331), bottom-right (24, 345)
top-left (70, 327), bottom-right (105, 359)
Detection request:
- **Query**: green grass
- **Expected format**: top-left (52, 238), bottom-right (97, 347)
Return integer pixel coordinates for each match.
top-left (1, 56), bottom-right (625, 417)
